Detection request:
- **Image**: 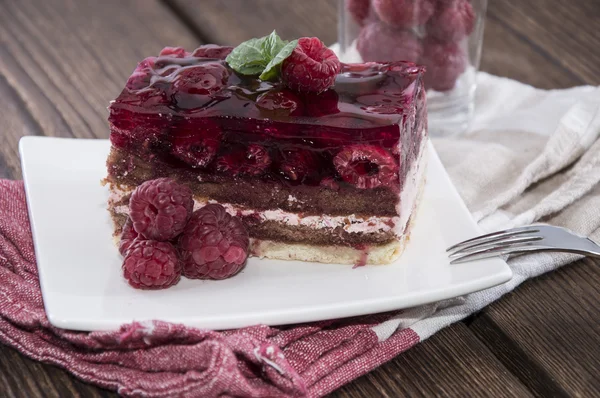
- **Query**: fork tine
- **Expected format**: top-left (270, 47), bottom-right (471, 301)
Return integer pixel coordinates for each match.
top-left (450, 242), bottom-right (542, 264)
top-left (446, 226), bottom-right (540, 253)
top-left (448, 235), bottom-right (543, 258)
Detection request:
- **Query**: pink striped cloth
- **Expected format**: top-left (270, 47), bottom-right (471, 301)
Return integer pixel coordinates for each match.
top-left (2, 73), bottom-right (599, 397)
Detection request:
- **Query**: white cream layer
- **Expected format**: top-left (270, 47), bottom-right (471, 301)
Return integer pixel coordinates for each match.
top-left (109, 187), bottom-right (402, 236)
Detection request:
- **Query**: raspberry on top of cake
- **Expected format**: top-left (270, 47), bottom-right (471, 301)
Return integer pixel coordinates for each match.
top-left (106, 31), bottom-right (428, 270)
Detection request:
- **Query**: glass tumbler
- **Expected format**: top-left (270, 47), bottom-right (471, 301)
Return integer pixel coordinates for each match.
top-left (338, 0), bottom-right (487, 136)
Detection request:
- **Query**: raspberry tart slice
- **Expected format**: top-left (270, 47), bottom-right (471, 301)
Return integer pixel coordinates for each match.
top-left (105, 32), bottom-right (428, 266)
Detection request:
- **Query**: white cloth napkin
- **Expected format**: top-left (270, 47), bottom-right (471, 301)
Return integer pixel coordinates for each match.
top-left (373, 72), bottom-right (600, 341)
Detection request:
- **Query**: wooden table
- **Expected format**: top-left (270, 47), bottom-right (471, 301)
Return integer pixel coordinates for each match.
top-left (1, 1), bottom-right (599, 396)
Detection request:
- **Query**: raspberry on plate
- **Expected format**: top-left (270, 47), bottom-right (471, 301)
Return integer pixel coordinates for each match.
top-left (420, 38), bottom-right (467, 91)
top-left (119, 217), bottom-right (140, 256)
top-left (427, 0), bottom-right (475, 43)
top-left (179, 204), bottom-right (249, 280)
top-left (357, 22), bottom-right (422, 63)
top-left (373, 0), bottom-right (436, 28)
top-left (129, 178), bottom-right (193, 241)
top-left (281, 37), bottom-right (341, 93)
top-left (122, 240), bottom-right (182, 290)
top-left (333, 145), bottom-right (398, 189)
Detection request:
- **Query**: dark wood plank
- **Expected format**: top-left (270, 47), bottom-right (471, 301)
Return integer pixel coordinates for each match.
top-left (470, 257), bottom-right (600, 398)
top-left (0, 0), bottom-right (199, 140)
top-left (488, 0), bottom-right (600, 85)
top-left (0, 345), bottom-right (116, 398)
top-left (167, 0), bottom-right (338, 45)
top-left (332, 323), bottom-right (534, 398)
top-left (480, 16), bottom-right (581, 89)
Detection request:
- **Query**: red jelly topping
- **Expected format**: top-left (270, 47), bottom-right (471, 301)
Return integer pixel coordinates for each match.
top-left (109, 47), bottom-right (426, 191)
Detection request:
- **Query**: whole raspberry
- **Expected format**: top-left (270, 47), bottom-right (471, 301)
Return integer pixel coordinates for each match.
top-left (215, 144), bottom-right (271, 177)
top-left (172, 62), bottom-right (229, 95)
top-left (373, 0), bottom-right (436, 28)
top-left (159, 46), bottom-right (190, 58)
top-left (192, 45), bottom-right (234, 60)
top-left (357, 23), bottom-right (422, 62)
top-left (427, 0), bottom-right (475, 43)
top-left (179, 204), bottom-right (249, 280)
top-left (281, 37), bottom-right (341, 94)
top-left (119, 217), bottom-right (140, 256)
top-left (123, 240), bottom-right (181, 290)
top-left (129, 178), bottom-right (193, 241)
top-left (171, 121), bottom-right (222, 168)
top-left (256, 89), bottom-right (304, 117)
top-left (420, 38), bottom-right (467, 91)
top-left (347, 0), bottom-right (371, 26)
top-left (333, 145), bottom-right (398, 189)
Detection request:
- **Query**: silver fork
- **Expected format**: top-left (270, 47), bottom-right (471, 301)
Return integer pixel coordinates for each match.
top-left (447, 225), bottom-right (600, 264)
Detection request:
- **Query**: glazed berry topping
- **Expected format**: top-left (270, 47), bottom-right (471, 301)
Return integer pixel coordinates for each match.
top-left (171, 121), bottom-right (222, 168)
top-left (256, 89), bottom-right (304, 117)
top-left (129, 178), bottom-right (193, 241)
top-left (357, 23), bottom-right (422, 63)
top-left (119, 217), bottom-right (140, 256)
top-left (172, 63), bottom-right (229, 95)
top-left (427, 0), bottom-right (475, 43)
top-left (179, 204), bottom-right (249, 280)
top-left (215, 144), bottom-right (271, 177)
top-left (279, 149), bottom-right (318, 183)
top-left (126, 57), bottom-right (157, 90)
top-left (281, 37), bottom-right (341, 93)
top-left (192, 44), bottom-right (234, 60)
top-left (303, 90), bottom-right (340, 117)
top-left (373, 0), bottom-right (435, 28)
top-left (159, 46), bottom-right (189, 58)
top-left (122, 240), bottom-right (182, 289)
top-left (420, 38), bottom-right (467, 91)
top-left (333, 145), bottom-right (398, 189)
top-left (347, 0), bottom-right (371, 26)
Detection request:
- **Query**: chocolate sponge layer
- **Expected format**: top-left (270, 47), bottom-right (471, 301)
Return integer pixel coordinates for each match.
top-left (106, 147), bottom-right (399, 217)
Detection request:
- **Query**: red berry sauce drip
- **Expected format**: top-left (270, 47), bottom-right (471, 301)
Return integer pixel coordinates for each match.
top-left (109, 47), bottom-right (426, 192)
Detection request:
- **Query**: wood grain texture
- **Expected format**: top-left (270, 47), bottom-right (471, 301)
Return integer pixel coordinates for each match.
top-left (471, 257), bottom-right (600, 398)
top-left (331, 323), bottom-right (534, 398)
top-left (480, 16), bottom-right (581, 89)
top-left (167, 0), bottom-right (338, 45)
top-left (488, 0), bottom-right (600, 85)
top-left (0, 345), bottom-right (116, 398)
top-left (0, 0), bottom-right (199, 140)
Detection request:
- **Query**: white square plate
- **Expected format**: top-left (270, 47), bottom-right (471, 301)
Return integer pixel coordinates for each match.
top-left (20, 136), bottom-right (511, 331)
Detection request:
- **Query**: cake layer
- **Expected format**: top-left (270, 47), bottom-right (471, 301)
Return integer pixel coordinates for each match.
top-left (250, 239), bottom-right (405, 265)
top-left (106, 147), bottom-right (400, 217)
top-left (108, 184), bottom-right (399, 247)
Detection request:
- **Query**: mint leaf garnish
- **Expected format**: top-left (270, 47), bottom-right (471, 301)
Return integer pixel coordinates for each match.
top-left (225, 37), bottom-right (266, 75)
top-left (262, 30), bottom-right (287, 60)
top-left (226, 31), bottom-right (297, 80)
top-left (260, 39), bottom-right (298, 81)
